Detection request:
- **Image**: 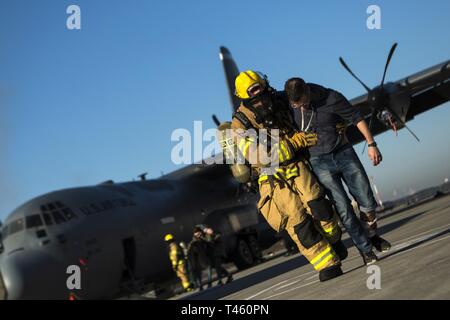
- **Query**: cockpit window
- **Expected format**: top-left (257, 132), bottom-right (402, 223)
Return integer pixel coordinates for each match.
top-left (43, 213), bottom-right (53, 226)
top-left (40, 201), bottom-right (77, 225)
top-left (7, 219), bottom-right (24, 237)
top-left (52, 211), bottom-right (66, 224)
top-left (26, 214), bottom-right (44, 229)
top-left (2, 224), bottom-right (9, 239)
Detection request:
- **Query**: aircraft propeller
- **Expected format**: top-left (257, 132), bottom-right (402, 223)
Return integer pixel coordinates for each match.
top-left (339, 43), bottom-right (420, 153)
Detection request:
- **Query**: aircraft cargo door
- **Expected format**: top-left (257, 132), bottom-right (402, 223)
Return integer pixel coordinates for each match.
top-left (121, 237), bottom-right (136, 281)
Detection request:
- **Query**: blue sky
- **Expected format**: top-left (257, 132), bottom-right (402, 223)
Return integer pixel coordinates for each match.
top-left (0, 0), bottom-right (449, 219)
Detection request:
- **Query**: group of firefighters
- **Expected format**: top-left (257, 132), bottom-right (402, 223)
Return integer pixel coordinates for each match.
top-left (165, 225), bottom-right (233, 292)
top-left (167, 69), bottom-right (392, 290)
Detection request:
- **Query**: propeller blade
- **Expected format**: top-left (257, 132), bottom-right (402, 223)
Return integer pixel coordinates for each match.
top-left (380, 43), bottom-right (398, 87)
top-left (361, 141), bottom-right (368, 155)
top-left (339, 57), bottom-right (372, 93)
top-left (385, 106), bottom-right (420, 142)
top-left (403, 124), bottom-right (421, 142)
top-left (362, 109), bottom-right (378, 155)
top-left (212, 114), bottom-right (221, 127)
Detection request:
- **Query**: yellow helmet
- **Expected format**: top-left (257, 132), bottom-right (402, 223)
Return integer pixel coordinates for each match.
top-left (235, 70), bottom-right (268, 99)
top-left (164, 234), bottom-right (174, 242)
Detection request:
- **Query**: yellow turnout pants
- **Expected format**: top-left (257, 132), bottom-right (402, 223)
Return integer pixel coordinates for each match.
top-left (257, 161), bottom-right (341, 271)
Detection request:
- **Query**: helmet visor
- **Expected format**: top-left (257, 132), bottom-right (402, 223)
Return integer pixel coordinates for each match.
top-left (247, 83), bottom-right (264, 98)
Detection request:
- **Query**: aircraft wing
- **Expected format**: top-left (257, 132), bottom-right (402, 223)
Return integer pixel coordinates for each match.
top-left (345, 60), bottom-right (450, 145)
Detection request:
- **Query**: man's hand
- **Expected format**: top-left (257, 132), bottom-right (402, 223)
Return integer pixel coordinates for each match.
top-left (368, 146), bottom-right (382, 166)
top-left (289, 132), bottom-right (318, 149)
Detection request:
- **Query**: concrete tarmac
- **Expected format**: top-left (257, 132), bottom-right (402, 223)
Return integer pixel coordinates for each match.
top-left (176, 194), bottom-right (450, 300)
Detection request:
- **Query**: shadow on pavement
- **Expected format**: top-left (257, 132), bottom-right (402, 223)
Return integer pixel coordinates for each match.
top-left (341, 210), bottom-right (427, 249)
top-left (181, 209), bottom-right (430, 300)
top-left (379, 227), bottom-right (450, 261)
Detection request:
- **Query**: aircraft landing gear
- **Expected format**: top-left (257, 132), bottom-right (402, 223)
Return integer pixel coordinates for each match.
top-left (232, 235), bottom-right (262, 270)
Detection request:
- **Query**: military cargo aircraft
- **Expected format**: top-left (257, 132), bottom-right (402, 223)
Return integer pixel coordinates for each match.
top-left (0, 45), bottom-right (449, 299)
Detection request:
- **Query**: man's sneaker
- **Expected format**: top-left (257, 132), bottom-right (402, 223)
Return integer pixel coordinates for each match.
top-left (361, 250), bottom-right (378, 265)
top-left (319, 265), bottom-right (343, 282)
top-left (370, 235), bottom-right (391, 252)
top-left (331, 240), bottom-right (348, 261)
top-left (226, 275), bottom-right (233, 284)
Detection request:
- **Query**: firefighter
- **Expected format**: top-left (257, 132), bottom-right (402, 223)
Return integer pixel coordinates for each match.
top-left (164, 234), bottom-right (192, 292)
top-left (230, 70), bottom-right (345, 281)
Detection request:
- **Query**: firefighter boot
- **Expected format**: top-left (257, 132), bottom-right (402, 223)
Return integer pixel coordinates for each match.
top-left (361, 211), bottom-right (391, 252)
top-left (331, 240), bottom-right (348, 261)
top-left (319, 265), bottom-right (343, 282)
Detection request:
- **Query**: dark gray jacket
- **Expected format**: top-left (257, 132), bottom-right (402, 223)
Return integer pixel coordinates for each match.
top-left (293, 84), bottom-right (363, 156)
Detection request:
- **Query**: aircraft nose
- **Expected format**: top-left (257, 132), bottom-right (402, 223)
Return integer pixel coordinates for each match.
top-left (0, 250), bottom-right (67, 299)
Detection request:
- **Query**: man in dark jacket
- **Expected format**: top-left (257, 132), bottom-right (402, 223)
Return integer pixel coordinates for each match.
top-left (187, 227), bottom-right (210, 291)
top-left (204, 227), bottom-right (233, 286)
top-left (284, 78), bottom-right (391, 265)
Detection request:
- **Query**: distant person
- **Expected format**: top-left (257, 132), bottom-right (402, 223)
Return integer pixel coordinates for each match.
top-left (203, 227), bottom-right (233, 286)
top-left (164, 234), bottom-right (192, 292)
top-left (187, 227), bottom-right (210, 291)
top-left (179, 241), bottom-right (193, 284)
top-left (284, 78), bottom-right (391, 264)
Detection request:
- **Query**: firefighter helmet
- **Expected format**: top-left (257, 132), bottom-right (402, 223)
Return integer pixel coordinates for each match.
top-left (235, 70), bottom-right (268, 99)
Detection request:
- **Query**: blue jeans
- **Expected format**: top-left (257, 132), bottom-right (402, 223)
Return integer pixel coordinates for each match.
top-left (309, 145), bottom-right (377, 253)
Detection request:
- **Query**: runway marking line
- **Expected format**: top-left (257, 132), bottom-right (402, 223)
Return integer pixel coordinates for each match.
top-left (244, 270), bottom-right (316, 300)
top-left (262, 280), bottom-right (320, 300)
top-left (260, 230), bottom-right (450, 300)
top-left (236, 206), bottom-right (450, 300)
top-left (244, 226), bottom-right (450, 300)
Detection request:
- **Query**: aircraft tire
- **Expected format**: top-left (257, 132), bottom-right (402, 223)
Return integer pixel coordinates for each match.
top-left (247, 235), bottom-right (263, 263)
top-left (232, 238), bottom-right (255, 270)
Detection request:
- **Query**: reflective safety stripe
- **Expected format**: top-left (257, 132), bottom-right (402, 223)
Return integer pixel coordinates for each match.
top-left (285, 167), bottom-right (298, 179)
top-left (314, 252), bottom-right (335, 270)
top-left (280, 141), bottom-right (291, 162)
top-left (278, 147), bottom-right (285, 163)
top-left (323, 226), bottom-right (335, 234)
top-left (258, 175), bottom-right (269, 184)
top-left (243, 141), bottom-right (252, 157)
top-left (310, 245), bottom-right (336, 270)
top-left (322, 225), bottom-right (339, 239)
top-left (310, 246), bottom-right (331, 265)
top-left (258, 166), bottom-right (300, 185)
top-left (237, 137), bottom-right (255, 158)
top-left (238, 139), bottom-right (246, 152)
